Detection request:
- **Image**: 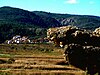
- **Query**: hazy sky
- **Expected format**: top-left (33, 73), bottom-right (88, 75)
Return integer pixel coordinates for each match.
top-left (0, 0), bottom-right (100, 16)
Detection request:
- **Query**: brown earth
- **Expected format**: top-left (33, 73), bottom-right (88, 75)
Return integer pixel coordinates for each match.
top-left (0, 44), bottom-right (85, 75)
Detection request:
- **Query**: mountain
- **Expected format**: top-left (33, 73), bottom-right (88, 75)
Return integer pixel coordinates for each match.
top-left (0, 6), bottom-right (100, 43)
top-left (33, 11), bottom-right (100, 30)
top-left (0, 6), bottom-right (60, 43)
top-left (0, 6), bottom-right (60, 28)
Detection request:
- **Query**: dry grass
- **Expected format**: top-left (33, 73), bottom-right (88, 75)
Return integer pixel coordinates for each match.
top-left (0, 69), bottom-right (85, 75)
top-left (0, 43), bottom-right (86, 75)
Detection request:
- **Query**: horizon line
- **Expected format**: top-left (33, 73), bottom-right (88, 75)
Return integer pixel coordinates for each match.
top-left (0, 6), bottom-right (100, 17)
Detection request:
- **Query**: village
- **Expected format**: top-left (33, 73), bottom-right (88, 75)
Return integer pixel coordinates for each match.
top-left (5, 35), bottom-right (49, 44)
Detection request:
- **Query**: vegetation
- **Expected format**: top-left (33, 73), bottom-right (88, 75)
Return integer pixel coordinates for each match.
top-left (0, 43), bottom-right (62, 56)
top-left (0, 43), bottom-right (86, 75)
top-left (34, 11), bottom-right (100, 30)
top-left (0, 6), bottom-right (47, 43)
top-left (0, 6), bottom-right (100, 43)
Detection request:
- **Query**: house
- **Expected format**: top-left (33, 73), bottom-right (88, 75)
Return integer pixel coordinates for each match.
top-left (5, 35), bottom-right (30, 44)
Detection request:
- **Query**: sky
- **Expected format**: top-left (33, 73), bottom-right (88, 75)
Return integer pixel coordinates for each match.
top-left (0, 0), bottom-right (100, 16)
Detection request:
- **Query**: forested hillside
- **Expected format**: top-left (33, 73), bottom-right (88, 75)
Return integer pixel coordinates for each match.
top-left (34, 11), bottom-right (100, 30)
top-left (0, 6), bottom-right (100, 43)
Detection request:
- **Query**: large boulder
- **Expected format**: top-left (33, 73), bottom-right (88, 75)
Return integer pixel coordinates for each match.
top-left (47, 26), bottom-right (100, 47)
top-left (72, 30), bottom-right (91, 45)
top-left (93, 27), bottom-right (100, 36)
top-left (47, 26), bottom-right (100, 75)
top-left (64, 44), bottom-right (100, 75)
top-left (47, 25), bottom-right (78, 47)
top-left (47, 25), bottom-right (78, 39)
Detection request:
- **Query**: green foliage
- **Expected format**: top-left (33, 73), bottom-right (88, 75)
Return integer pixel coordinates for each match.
top-left (34, 11), bottom-right (100, 30)
top-left (0, 6), bottom-right (100, 43)
top-left (0, 72), bottom-right (10, 75)
top-left (0, 6), bottom-right (47, 43)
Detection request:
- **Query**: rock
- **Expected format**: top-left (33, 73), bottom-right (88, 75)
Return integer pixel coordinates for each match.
top-left (47, 25), bottom-right (78, 47)
top-left (47, 26), bottom-right (100, 75)
top-left (64, 44), bottom-right (100, 75)
top-left (47, 26), bottom-right (100, 47)
top-left (94, 27), bottom-right (100, 35)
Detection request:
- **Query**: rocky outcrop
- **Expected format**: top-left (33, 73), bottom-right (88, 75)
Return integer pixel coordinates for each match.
top-left (64, 44), bottom-right (100, 75)
top-left (47, 26), bottom-right (100, 75)
top-left (47, 25), bottom-right (78, 47)
top-left (93, 27), bottom-right (100, 36)
top-left (47, 26), bottom-right (100, 47)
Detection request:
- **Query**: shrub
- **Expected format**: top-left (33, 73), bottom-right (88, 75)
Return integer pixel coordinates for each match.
top-left (7, 58), bottom-right (15, 64)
